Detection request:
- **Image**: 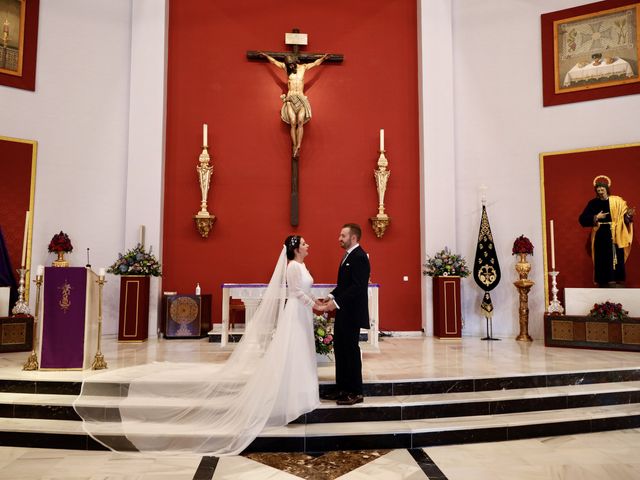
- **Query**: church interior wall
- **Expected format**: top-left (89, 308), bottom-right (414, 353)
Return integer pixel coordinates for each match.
top-left (161, 0), bottom-right (423, 332)
top-left (0, 0), bottom-right (134, 333)
top-left (450, 0), bottom-right (640, 339)
top-left (2, 0), bottom-right (639, 339)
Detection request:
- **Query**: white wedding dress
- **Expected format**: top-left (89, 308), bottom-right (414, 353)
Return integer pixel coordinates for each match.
top-left (74, 247), bottom-right (320, 455)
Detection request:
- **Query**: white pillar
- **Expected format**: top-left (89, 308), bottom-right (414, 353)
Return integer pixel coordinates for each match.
top-left (121, 0), bottom-right (169, 336)
top-left (418, 0), bottom-right (458, 335)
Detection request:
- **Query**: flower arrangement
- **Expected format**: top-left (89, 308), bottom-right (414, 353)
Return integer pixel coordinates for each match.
top-left (107, 244), bottom-right (162, 276)
top-left (313, 314), bottom-right (334, 355)
top-left (589, 301), bottom-right (629, 322)
top-left (423, 247), bottom-right (470, 277)
top-left (512, 235), bottom-right (534, 256)
top-left (48, 231), bottom-right (73, 253)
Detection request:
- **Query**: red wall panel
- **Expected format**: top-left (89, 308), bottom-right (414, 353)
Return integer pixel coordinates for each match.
top-left (0, 139), bottom-right (34, 279)
top-left (163, 0), bottom-right (421, 330)
top-left (542, 145), bottom-right (640, 301)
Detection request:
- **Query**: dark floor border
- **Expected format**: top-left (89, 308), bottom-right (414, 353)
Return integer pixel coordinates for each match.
top-left (408, 448), bottom-right (449, 479)
top-left (192, 456), bottom-right (219, 480)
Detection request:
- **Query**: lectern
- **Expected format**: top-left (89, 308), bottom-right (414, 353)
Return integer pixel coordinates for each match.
top-left (39, 267), bottom-right (98, 369)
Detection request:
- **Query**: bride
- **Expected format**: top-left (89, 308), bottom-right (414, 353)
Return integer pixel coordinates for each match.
top-left (74, 235), bottom-right (322, 455)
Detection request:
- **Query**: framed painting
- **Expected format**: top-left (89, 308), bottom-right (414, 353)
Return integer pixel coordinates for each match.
top-left (539, 142), bottom-right (640, 304)
top-left (0, 135), bottom-right (37, 302)
top-left (542, 0), bottom-right (640, 106)
top-left (0, 0), bottom-right (39, 91)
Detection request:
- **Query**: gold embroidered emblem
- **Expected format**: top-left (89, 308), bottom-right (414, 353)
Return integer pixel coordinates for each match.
top-left (58, 281), bottom-right (72, 313)
top-left (477, 265), bottom-right (497, 287)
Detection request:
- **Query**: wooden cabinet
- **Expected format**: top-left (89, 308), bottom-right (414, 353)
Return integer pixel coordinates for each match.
top-left (161, 294), bottom-right (211, 338)
top-left (432, 276), bottom-right (462, 338)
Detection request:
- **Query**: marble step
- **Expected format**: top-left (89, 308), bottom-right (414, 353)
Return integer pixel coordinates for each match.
top-left (1, 380), bottom-right (639, 424)
top-left (1, 402), bottom-right (639, 452)
top-left (2, 367), bottom-right (638, 398)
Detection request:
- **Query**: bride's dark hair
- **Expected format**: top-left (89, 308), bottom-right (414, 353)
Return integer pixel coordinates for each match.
top-left (284, 235), bottom-right (301, 260)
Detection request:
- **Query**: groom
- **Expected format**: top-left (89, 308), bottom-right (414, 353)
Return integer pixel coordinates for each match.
top-left (321, 223), bottom-right (370, 405)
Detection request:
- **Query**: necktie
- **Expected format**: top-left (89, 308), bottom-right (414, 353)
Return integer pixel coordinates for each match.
top-left (341, 251), bottom-right (349, 265)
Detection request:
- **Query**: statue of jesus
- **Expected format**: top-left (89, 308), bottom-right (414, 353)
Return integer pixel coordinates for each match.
top-left (260, 52), bottom-right (329, 158)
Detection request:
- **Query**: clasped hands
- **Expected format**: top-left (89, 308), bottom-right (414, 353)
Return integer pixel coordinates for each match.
top-left (314, 297), bottom-right (336, 312)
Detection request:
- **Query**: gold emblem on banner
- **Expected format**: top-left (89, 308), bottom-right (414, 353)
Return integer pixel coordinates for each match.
top-left (58, 281), bottom-right (72, 313)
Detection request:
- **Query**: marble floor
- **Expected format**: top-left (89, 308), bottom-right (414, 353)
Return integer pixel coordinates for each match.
top-left (1, 334), bottom-right (639, 382)
top-left (0, 429), bottom-right (639, 479)
top-left (1, 336), bottom-right (639, 479)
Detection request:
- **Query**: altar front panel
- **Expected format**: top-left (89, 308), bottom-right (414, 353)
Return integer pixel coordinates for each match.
top-left (40, 267), bottom-right (98, 369)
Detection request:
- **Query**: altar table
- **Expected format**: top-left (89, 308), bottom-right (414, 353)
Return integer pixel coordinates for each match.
top-left (218, 283), bottom-right (380, 348)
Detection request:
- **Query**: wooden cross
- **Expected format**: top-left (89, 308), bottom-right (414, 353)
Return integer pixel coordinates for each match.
top-left (248, 28), bottom-right (343, 227)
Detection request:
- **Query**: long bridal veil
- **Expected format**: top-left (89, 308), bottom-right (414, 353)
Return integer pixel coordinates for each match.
top-left (74, 247), bottom-right (289, 455)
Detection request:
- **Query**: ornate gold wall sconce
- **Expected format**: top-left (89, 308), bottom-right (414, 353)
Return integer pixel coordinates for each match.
top-left (194, 124), bottom-right (216, 238)
top-left (370, 129), bottom-right (391, 238)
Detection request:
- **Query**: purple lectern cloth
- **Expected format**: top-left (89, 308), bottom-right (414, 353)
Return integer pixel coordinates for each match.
top-left (41, 267), bottom-right (87, 368)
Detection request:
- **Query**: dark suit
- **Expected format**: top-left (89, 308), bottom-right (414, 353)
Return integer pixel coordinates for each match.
top-left (331, 245), bottom-right (370, 396)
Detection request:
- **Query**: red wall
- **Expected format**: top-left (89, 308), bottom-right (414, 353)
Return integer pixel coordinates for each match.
top-left (163, 0), bottom-right (421, 330)
top-left (542, 145), bottom-right (640, 301)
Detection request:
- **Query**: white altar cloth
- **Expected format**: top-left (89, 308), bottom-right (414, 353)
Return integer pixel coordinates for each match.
top-left (563, 58), bottom-right (634, 87)
top-left (217, 283), bottom-right (380, 348)
top-left (564, 288), bottom-right (640, 316)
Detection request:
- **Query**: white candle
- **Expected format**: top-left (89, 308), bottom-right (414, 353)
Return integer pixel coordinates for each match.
top-left (203, 123), bottom-right (208, 147)
top-left (37, 265), bottom-right (44, 276)
top-left (99, 268), bottom-right (106, 277)
top-left (379, 129), bottom-right (384, 151)
top-left (550, 219), bottom-right (556, 270)
top-left (20, 211), bottom-right (29, 267)
top-left (139, 224), bottom-right (145, 247)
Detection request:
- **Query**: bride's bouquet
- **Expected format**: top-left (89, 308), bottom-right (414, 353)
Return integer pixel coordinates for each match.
top-left (313, 314), bottom-right (334, 355)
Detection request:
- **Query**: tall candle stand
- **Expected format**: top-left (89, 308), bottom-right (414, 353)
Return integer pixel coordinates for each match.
top-left (194, 145), bottom-right (216, 238)
top-left (22, 271), bottom-right (42, 371)
top-left (370, 149), bottom-right (391, 238)
top-left (91, 274), bottom-right (108, 370)
top-left (547, 270), bottom-right (564, 314)
top-left (11, 268), bottom-right (31, 316)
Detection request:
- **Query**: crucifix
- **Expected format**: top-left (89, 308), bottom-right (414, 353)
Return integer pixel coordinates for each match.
top-left (248, 28), bottom-right (343, 226)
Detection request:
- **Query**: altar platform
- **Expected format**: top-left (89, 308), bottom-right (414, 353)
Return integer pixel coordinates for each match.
top-left (0, 335), bottom-right (638, 454)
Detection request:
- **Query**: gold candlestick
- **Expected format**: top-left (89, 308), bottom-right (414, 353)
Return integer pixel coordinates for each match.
top-left (22, 272), bottom-right (42, 371)
top-left (513, 253), bottom-right (534, 342)
top-left (370, 149), bottom-right (391, 238)
top-left (91, 275), bottom-right (108, 370)
top-left (194, 145), bottom-right (216, 238)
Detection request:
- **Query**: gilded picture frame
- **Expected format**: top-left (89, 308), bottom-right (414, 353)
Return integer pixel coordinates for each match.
top-left (539, 142), bottom-right (640, 305)
top-left (542, 1), bottom-right (640, 106)
top-left (0, 135), bottom-right (38, 301)
top-left (0, 0), bottom-right (39, 91)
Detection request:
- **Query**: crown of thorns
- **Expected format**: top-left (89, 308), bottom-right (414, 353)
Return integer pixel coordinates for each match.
top-left (593, 175), bottom-right (611, 188)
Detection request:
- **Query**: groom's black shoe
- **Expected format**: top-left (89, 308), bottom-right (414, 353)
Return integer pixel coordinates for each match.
top-left (336, 394), bottom-right (364, 406)
top-left (320, 390), bottom-right (345, 401)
